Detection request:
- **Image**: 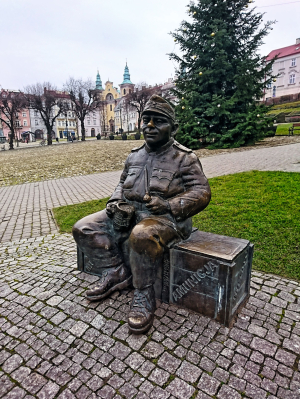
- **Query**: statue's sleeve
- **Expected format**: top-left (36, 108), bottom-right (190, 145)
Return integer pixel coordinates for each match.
top-left (107, 159), bottom-right (129, 203)
top-left (168, 153), bottom-right (211, 221)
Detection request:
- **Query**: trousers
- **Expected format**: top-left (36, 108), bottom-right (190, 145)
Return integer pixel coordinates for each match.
top-left (72, 209), bottom-right (181, 290)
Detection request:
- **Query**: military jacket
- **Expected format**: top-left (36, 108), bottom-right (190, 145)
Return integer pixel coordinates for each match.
top-left (109, 139), bottom-right (211, 237)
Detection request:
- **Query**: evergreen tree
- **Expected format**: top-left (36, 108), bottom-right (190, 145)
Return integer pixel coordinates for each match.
top-left (169, 0), bottom-right (276, 149)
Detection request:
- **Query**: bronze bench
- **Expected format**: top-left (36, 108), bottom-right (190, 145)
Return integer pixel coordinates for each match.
top-left (77, 229), bottom-right (253, 327)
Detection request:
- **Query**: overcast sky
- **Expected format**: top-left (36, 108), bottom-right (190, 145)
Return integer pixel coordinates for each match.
top-left (1, 0), bottom-right (299, 91)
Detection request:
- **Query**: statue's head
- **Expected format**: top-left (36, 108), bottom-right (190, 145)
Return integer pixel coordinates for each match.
top-left (141, 95), bottom-right (178, 150)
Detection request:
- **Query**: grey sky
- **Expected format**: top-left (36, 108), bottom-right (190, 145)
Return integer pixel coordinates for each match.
top-left (1, 0), bottom-right (299, 91)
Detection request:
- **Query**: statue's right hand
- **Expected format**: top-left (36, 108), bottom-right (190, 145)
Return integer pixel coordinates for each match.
top-left (106, 201), bottom-right (119, 218)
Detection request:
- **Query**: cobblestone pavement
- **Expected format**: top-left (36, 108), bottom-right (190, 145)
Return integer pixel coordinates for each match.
top-left (0, 142), bottom-right (299, 244)
top-left (1, 234), bottom-right (300, 399)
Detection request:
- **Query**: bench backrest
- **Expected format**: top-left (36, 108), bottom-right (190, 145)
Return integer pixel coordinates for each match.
top-left (292, 123), bottom-right (300, 127)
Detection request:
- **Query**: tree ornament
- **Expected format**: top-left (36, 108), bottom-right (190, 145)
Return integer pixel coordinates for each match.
top-left (182, 106), bottom-right (185, 109)
top-left (273, 79), bottom-right (276, 82)
top-left (257, 114), bottom-right (260, 117)
top-left (182, 97), bottom-right (184, 100)
top-left (193, 55), bottom-right (197, 59)
top-left (217, 104), bottom-right (221, 107)
top-left (174, 39), bottom-right (177, 42)
top-left (199, 72), bottom-right (203, 75)
top-left (211, 32), bottom-right (215, 36)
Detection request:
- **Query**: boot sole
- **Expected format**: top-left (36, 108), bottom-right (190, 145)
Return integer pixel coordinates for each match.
top-left (86, 276), bottom-right (132, 301)
top-left (128, 315), bottom-right (154, 335)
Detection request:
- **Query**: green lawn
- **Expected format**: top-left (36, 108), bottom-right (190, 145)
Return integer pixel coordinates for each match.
top-left (53, 171), bottom-right (300, 281)
top-left (275, 123), bottom-right (292, 136)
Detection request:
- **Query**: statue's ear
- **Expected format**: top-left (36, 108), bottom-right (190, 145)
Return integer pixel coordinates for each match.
top-left (171, 122), bottom-right (179, 137)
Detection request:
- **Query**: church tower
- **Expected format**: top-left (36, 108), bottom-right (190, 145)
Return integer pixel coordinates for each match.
top-left (95, 71), bottom-right (104, 91)
top-left (120, 62), bottom-right (134, 97)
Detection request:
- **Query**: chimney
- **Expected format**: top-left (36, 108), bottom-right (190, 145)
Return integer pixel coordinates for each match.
top-left (296, 38), bottom-right (300, 44)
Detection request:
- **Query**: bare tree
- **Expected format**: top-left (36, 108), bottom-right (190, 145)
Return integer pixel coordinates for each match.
top-left (64, 78), bottom-right (99, 141)
top-left (25, 83), bottom-right (67, 145)
top-left (125, 83), bottom-right (158, 133)
top-left (0, 90), bottom-right (27, 150)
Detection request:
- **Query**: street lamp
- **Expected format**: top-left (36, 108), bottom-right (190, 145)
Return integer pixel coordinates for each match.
top-left (65, 112), bottom-right (69, 140)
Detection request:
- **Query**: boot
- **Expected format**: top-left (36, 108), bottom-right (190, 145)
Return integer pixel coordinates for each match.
top-left (86, 264), bottom-right (132, 301)
top-left (128, 285), bottom-right (156, 334)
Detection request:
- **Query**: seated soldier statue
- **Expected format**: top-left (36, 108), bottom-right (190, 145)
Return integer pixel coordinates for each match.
top-left (72, 95), bottom-right (211, 334)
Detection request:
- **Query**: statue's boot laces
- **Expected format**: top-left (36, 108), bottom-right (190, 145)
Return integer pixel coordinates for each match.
top-left (86, 264), bottom-right (132, 301)
top-left (128, 286), bottom-right (156, 334)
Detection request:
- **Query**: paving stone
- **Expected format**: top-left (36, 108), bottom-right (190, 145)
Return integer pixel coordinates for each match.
top-left (37, 381), bottom-right (60, 399)
top-left (166, 377), bottom-right (195, 399)
top-left (217, 384), bottom-right (241, 399)
top-left (149, 367), bottom-right (170, 386)
top-left (198, 373), bottom-right (220, 395)
top-left (158, 352), bottom-right (181, 374)
top-left (176, 360), bottom-right (201, 383)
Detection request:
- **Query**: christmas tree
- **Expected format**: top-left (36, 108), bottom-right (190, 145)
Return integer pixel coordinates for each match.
top-left (169, 0), bottom-right (276, 149)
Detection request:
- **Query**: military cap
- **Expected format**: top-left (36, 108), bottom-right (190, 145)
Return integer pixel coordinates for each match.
top-left (142, 94), bottom-right (175, 123)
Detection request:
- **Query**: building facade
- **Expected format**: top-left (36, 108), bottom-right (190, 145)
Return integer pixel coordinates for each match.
top-left (264, 38), bottom-right (300, 100)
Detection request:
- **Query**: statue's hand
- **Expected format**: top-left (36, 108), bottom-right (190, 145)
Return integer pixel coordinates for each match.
top-left (146, 196), bottom-right (170, 215)
top-left (106, 201), bottom-right (120, 218)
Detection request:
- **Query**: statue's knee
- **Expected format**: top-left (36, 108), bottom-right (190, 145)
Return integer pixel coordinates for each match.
top-left (129, 224), bottom-right (163, 257)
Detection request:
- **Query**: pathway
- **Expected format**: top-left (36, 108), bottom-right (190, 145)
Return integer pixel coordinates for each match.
top-left (0, 142), bottom-right (299, 243)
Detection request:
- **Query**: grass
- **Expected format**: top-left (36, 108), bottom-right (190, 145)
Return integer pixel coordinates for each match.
top-left (53, 171), bottom-right (300, 281)
top-left (275, 123), bottom-right (292, 136)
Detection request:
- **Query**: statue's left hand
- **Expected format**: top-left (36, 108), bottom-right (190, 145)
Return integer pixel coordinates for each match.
top-left (146, 196), bottom-right (170, 214)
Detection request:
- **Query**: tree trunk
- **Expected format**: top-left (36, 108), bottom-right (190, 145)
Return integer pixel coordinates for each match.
top-left (9, 131), bottom-right (14, 150)
top-left (138, 117), bottom-right (141, 134)
top-left (81, 120), bottom-right (85, 141)
top-left (47, 127), bottom-right (52, 145)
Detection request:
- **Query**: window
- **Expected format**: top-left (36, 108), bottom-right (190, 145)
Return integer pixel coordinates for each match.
top-left (123, 89), bottom-right (126, 95)
top-left (272, 86), bottom-right (276, 98)
top-left (87, 119), bottom-right (90, 125)
top-left (291, 58), bottom-right (296, 67)
top-left (289, 74), bottom-right (296, 84)
top-left (93, 119), bottom-right (96, 125)
top-left (22, 112), bottom-right (26, 117)
top-left (34, 111), bottom-right (38, 116)
top-left (23, 120), bottom-right (27, 126)
top-left (15, 120), bottom-right (20, 127)
top-left (110, 105), bottom-right (112, 111)
top-left (35, 120), bottom-right (38, 126)
top-left (15, 112), bottom-right (19, 117)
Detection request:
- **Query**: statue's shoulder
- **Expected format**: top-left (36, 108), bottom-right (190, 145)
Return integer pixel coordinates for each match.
top-left (131, 143), bottom-right (145, 152)
top-left (173, 140), bottom-right (193, 153)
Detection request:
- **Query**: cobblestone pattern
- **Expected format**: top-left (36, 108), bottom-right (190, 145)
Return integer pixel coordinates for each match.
top-left (1, 143), bottom-right (299, 244)
top-left (0, 171), bottom-right (121, 243)
top-left (1, 234), bottom-right (300, 398)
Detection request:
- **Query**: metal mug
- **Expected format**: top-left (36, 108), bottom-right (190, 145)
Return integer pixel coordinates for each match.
top-left (113, 201), bottom-right (135, 231)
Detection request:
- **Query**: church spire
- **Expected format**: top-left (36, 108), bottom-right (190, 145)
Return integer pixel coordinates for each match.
top-left (96, 70), bottom-right (103, 90)
top-left (121, 62), bottom-right (132, 84)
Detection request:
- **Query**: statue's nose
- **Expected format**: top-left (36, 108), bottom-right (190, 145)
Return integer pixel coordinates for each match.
top-left (147, 119), bottom-right (155, 128)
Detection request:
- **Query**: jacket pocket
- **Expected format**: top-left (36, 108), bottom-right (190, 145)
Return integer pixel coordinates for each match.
top-left (123, 166), bottom-right (142, 189)
top-left (149, 168), bottom-right (175, 193)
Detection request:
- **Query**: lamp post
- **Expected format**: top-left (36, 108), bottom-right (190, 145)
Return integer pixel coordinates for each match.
top-left (65, 112), bottom-right (69, 140)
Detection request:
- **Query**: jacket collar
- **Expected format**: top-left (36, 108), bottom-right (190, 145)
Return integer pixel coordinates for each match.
top-left (145, 138), bottom-right (174, 155)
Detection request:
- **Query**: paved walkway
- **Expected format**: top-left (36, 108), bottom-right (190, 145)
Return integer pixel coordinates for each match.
top-left (0, 234), bottom-right (299, 399)
top-left (0, 142), bottom-right (299, 243)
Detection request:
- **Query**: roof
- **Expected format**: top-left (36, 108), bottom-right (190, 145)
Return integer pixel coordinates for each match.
top-left (266, 43), bottom-right (300, 61)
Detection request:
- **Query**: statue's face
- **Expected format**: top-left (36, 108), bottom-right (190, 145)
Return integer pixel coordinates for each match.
top-left (142, 112), bottom-right (173, 149)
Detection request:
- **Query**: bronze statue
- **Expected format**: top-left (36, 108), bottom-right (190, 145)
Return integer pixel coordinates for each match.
top-left (72, 95), bottom-right (211, 334)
